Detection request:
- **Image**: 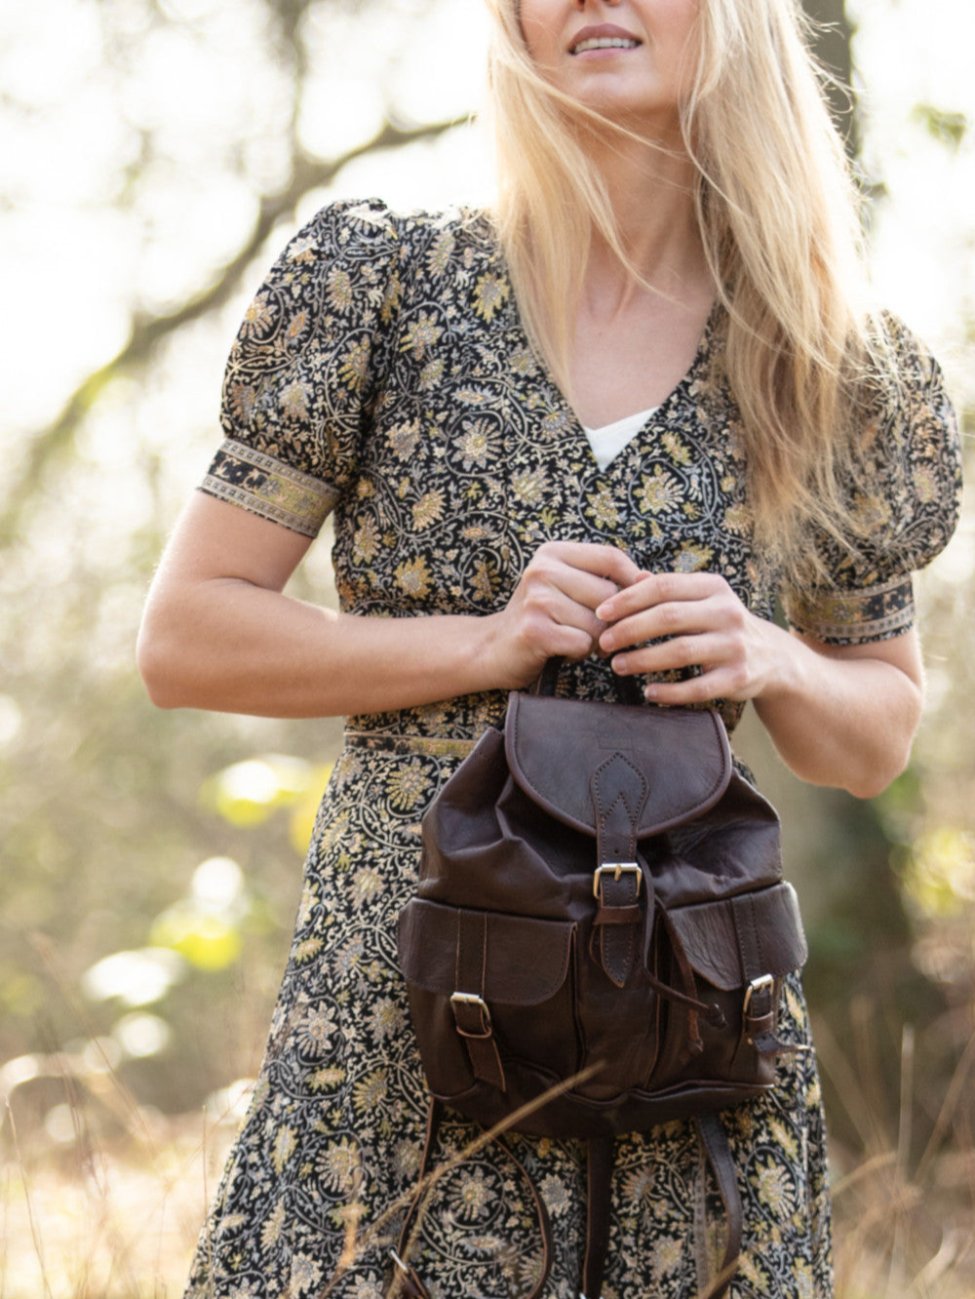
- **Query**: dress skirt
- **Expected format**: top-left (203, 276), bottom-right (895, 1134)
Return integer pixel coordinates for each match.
top-left (183, 733), bottom-right (833, 1299)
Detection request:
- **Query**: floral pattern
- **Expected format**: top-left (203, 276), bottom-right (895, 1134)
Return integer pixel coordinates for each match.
top-left (187, 199), bottom-right (961, 1299)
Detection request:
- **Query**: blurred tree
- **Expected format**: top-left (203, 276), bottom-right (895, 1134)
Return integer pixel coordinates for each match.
top-left (1, 0), bottom-right (469, 1121)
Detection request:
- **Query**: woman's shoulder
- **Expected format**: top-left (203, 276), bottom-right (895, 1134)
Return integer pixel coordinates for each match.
top-left (843, 307), bottom-right (961, 575)
top-left (297, 197), bottom-right (500, 266)
top-left (859, 309), bottom-right (958, 464)
top-left (869, 308), bottom-right (946, 387)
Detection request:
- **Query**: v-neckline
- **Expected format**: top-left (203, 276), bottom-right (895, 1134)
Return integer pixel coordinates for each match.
top-left (497, 248), bottom-right (720, 477)
top-left (568, 306), bottom-right (717, 477)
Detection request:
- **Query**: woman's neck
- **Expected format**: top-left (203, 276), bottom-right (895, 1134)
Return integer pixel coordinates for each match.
top-left (581, 129), bottom-right (709, 316)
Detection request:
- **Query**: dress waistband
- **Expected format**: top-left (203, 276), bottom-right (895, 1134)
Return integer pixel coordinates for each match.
top-left (344, 731), bottom-right (479, 759)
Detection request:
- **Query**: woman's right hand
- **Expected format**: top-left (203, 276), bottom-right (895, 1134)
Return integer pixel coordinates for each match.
top-left (139, 499), bottom-right (641, 718)
top-left (478, 541), bottom-right (643, 690)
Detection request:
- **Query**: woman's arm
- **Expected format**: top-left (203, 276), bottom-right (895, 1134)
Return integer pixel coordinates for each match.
top-left (137, 493), bottom-right (643, 717)
top-left (140, 499), bottom-right (919, 795)
top-left (595, 572), bottom-right (923, 799)
top-left (749, 631), bottom-right (922, 799)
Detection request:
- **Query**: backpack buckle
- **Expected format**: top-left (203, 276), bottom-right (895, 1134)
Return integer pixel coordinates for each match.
top-left (593, 862), bottom-right (641, 899)
top-left (450, 991), bottom-right (493, 1039)
top-left (742, 973), bottom-right (775, 1043)
top-left (743, 973), bottom-right (774, 1013)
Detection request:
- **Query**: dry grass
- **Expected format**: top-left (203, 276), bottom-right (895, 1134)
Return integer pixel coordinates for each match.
top-left (817, 1011), bottom-right (975, 1299)
top-left (2, 1029), bottom-right (974, 1299)
top-left (1, 1094), bottom-right (236, 1299)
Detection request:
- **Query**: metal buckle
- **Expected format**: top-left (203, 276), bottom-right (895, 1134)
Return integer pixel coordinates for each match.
top-left (449, 991), bottom-right (493, 1039)
top-left (742, 974), bottom-right (775, 1043)
top-left (743, 973), bottom-right (775, 1018)
top-left (592, 861), bottom-right (642, 899)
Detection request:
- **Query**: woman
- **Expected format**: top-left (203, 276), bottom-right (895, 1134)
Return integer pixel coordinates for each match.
top-left (138, 0), bottom-right (961, 1295)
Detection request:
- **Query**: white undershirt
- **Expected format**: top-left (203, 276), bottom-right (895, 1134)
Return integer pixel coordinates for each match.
top-left (582, 407), bottom-right (658, 470)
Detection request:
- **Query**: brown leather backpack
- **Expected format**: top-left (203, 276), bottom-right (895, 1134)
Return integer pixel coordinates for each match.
top-left (395, 667), bottom-right (808, 1299)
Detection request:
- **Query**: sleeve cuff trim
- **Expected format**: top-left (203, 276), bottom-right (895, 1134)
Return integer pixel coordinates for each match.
top-left (783, 574), bottom-right (915, 644)
top-left (199, 438), bottom-right (339, 538)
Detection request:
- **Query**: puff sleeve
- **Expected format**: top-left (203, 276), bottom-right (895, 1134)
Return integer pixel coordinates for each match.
top-left (198, 198), bottom-right (402, 537)
top-left (780, 315), bottom-right (963, 645)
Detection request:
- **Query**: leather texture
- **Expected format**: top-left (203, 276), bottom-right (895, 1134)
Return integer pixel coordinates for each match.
top-left (506, 691), bottom-right (732, 835)
top-left (396, 685), bottom-right (808, 1298)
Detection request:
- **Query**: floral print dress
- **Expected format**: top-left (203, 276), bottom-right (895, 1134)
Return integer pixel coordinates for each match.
top-left (188, 199), bottom-right (962, 1299)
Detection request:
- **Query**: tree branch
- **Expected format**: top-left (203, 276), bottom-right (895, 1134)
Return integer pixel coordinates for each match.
top-left (2, 113), bottom-right (467, 540)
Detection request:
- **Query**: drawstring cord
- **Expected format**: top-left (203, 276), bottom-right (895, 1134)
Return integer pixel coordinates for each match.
top-left (651, 905), bottom-right (725, 1054)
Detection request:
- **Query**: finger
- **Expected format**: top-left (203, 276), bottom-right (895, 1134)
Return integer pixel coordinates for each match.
top-left (544, 565), bottom-right (631, 616)
top-left (642, 666), bottom-right (751, 705)
top-left (610, 632), bottom-right (728, 678)
top-left (509, 624), bottom-right (598, 686)
top-left (544, 623), bottom-right (600, 663)
top-left (524, 552), bottom-right (637, 617)
top-left (519, 587), bottom-right (608, 648)
top-left (595, 571), bottom-right (725, 623)
top-left (535, 541), bottom-right (643, 589)
top-left (599, 595), bottom-right (731, 653)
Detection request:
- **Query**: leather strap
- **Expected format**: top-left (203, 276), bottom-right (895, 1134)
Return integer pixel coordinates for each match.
top-left (591, 866), bottom-right (645, 987)
top-left (580, 1135), bottom-right (616, 1298)
top-left (393, 1100), bottom-right (553, 1299)
top-left (591, 754), bottom-right (650, 987)
top-left (731, 891), bottom-right (769, 988)
top-left (594, 903), bottom-right (643, 926)
top-left (693, 1113), bottom-right (743, 1299)
top-left (497, 1134), bottom-right (554, 1299)
top-left (391, 1099), bottom-right (443, 1298)
top-left (730, 893), bottom-right (790, 1057)
top-left (536, 657), bottom-right (644, 706)
top-left (452, 910), bottom-right (506, 1091)
top-left (591, 753), bottom-right (647, 864)
top-left (744, 978), bottom-right (778, 1055)
top-left (394, 1110), bottom-right (743, 1299)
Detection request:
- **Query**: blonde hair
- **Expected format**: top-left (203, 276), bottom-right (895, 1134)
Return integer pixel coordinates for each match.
top-left (484, 0), bottom-right (889, 583)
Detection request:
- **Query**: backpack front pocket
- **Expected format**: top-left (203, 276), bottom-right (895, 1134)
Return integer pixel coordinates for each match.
top-left (398, 898), bottom-right (579, 1101)
top-left (649, 882), bottom-right (809, 1090)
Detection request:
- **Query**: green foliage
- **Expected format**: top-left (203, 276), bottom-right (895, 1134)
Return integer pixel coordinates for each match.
top-left (912, 103), bottom-right (969, 150)
top-left (899, 827), bottom-right (975, 918)
top-left (199, 753), bottom-right (333, 851)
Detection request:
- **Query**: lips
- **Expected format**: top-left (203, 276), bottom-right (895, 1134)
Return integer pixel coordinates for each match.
top-left (569, 23), bottom-right (642, 55)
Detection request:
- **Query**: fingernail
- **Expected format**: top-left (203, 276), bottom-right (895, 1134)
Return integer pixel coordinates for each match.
top-left (596, 603), bottom-right (610, 619)
top-left (612, 655), bottom-right (627, 673)
top-left (644, 683), bottom-right (658, 700)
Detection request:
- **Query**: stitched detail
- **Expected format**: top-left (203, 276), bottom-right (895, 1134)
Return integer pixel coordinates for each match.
top-left (745, 894), bottom-right (764, 976)
top-left (730, 899), bottom-right (748, 986)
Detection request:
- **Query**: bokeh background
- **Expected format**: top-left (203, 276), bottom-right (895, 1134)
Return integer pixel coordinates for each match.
top-left (1, 0), bottom-right (973, 1294)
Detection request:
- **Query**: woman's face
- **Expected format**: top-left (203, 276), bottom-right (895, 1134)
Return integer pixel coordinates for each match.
top-left (518, 0), bottom-right (700, 133)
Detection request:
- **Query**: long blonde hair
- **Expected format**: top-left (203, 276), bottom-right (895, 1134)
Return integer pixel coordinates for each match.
top-left (484, 0), bottom-right (888, 583)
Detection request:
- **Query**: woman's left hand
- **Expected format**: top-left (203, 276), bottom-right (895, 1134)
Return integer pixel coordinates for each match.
top-left (596, 571), bottom-right (782, 704)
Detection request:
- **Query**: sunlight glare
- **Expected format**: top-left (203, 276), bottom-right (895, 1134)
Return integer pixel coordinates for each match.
top-left (113, 1011), bottom-right (173, 1058)
top-left (82, 947), bottom-right (186, 1006)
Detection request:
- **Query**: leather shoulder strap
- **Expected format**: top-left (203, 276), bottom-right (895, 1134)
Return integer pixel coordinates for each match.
top-left (693, 1113), bottom-right (743, 1299)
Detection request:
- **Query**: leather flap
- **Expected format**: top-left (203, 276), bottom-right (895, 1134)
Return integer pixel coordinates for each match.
top-left (667, 882), bottom-right (808, 990)
top-left (505, 693), bottom-right (732, 836)
top-left (398, 898), bottom-right (574, 1005)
